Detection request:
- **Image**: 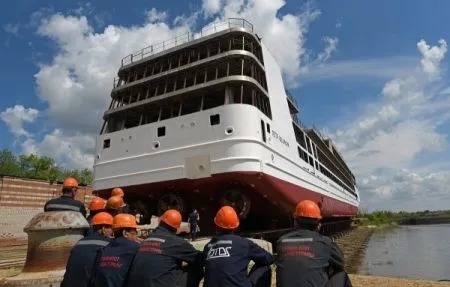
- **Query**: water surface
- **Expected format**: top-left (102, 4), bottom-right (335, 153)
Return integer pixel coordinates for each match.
top-left (359, 224), bottom-right (450, 281)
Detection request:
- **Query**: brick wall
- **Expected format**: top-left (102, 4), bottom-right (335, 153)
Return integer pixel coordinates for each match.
top-left (0, 176), bottom-right (93, 242)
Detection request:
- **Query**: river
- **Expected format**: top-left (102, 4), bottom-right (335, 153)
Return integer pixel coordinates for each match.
top-left (359, 224), bottom-right (450, 281)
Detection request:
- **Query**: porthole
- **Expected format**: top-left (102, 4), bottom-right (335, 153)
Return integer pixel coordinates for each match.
top-left (225, 126), bottom-right (234, 135)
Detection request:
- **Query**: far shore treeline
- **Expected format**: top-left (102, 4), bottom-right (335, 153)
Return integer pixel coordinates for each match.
top-left (0, 148), bottom-right (93, 185)
top-left (358, 209), bottom-right (450, 225)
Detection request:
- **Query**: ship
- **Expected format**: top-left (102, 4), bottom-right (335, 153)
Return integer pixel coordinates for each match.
top-left (93, 18), bottom-right (360, 234)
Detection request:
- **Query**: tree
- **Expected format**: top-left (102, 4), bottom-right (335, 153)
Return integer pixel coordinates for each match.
top-left (0, 149), bottom-right (21, 176)
top-left (0, 148), bottom-right (93, 185)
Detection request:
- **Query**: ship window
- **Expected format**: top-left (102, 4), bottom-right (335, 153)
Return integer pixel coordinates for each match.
top-left (185, 73), bottom-right (195, 88)
top-left (103, 139), bottom-right (110, 149)
top-left (143, 106), bottom-right (160, 124)
top-left (266, 123), bottom-right (270, 133)
top-left (203, 91), bottom-right (223, 110)
top-left (157, 126), bottom-right (166, 137)
top-left (160, 105), bottom-right (172, 121)
top-left (242, 85), bottom-right (253, 105)
top-left (124, 113), bottom-right (141, 129)
top-left (229, 58), bottom-right (242, 76)
top-left (210, 114), bottom-right (220, 126)
top-left (260, 120), bottom-right (266, 143)
top-left (180, 95), bottom-right (202, 115)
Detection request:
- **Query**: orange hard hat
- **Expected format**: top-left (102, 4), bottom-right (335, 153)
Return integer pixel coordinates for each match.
top-left (111, 187), bottom-right (124, 197)
top-left (160, 209), bottom-right (182, 229)
top-left (214, 205), bottom-right (239, 230)
top-left (63, 177), bottom-right (78, 189)
top-left (89, 197), bottom-right (106, 211)
top-left (91, 212), bottom-right (114, 226)
top-left (106, 196), bottom-right (125, 210)
top-left (294, 200), bottom-right (322, 219)
top-left (112, 213), bottom-right (137, 230)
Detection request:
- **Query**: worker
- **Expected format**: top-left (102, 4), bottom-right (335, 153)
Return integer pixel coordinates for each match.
top-left (111, 187), bottom-right (133, 214)
top-left (61, 212), bottom-right (113, 287)
top-left (125, 209), bottom-right (203, 287)
top-left (274, 200), bottom-right (352, 287)
top-left (85, 197), bottom-right (106, 237)
top-left (188, 209), bottom-right (200, 241)
top-left (105, 195), bottom-right (125, 217)
top-left (202, 206), bottom-right (274, 287)
top-left (44, 177), bottom-right (86, 217)
top-left (90, 213), bottom-right (141, 287)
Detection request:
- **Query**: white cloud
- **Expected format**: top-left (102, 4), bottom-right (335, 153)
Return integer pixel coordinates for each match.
top-left (4, 23), bottom-right (20, 36)
top-left (202, 0), bottom-right (222, 17)
top-left (317, 36), bottom-right (338, 63)
top-left (300, 56), bottom-right (418, 83)
top-left (417, 39), bottom-right (447, 79)
top-left (201, 0), bottom-right (337, 87)
top-left (146, 8), bottom-right (168, 23)
top-left (1, 105), bottom-right (39, 137)
top-left (327, 39), bottom-right (450, 211)
top-left (22, 129), bottom-right (95, 169)
top-left (360, 169), bottom-right (450, 211)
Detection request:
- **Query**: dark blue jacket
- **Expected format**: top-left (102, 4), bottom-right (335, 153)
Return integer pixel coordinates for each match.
top-left (61, 233), bottom-right (111, 287)
top-left (275, 229), bottom-right (345, 287)
top-left (125, 225), bottom-right (203, 287)
top-left (44, 194), bottom-right (87, 217)
top-left (188, 212), bottom-right (199, 226)
top-left (202, 234), bottom-right (274, 287)
top-left (90, 237), bottom-right (140, 287)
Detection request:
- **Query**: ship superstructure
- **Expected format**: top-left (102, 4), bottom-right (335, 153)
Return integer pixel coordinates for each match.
top-left (93, 18), bottom-right (359, 232)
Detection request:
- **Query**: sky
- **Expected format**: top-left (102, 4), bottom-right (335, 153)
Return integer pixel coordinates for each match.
top-left (0, 0), bottom-right (449, 212)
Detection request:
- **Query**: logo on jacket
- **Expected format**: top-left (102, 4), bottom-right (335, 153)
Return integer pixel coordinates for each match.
top-left (206, 246), bottom-right (232, 259)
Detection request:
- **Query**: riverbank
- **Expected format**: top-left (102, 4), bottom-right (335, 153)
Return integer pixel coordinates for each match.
top-left (349, 274), bottom-right (450, 286)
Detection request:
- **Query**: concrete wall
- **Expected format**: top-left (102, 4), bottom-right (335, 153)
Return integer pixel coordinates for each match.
top-left (0, 176), bottom-right (94, 242)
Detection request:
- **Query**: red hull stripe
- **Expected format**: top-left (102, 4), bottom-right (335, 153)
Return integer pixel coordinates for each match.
top-left (96, 171), bottom-right (358, 217)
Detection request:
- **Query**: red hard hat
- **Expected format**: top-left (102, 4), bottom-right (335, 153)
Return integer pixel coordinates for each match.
top-left (294, 200), bottom-right (322, 219)
top-left (160, 209), bottom-right (182, 229)
top-left (113, 214), bottom-right (137, 230)
top-left (91, 212), bottom-right (113, 226)
top-left (214, 206), bottom-right (239, 230)
top-left (111, 187), bottom-right (124, 197)
top-left (106, 196), bottom-right (125, 210)
top-left (89, 197), bottom-right (106, 211)
top-left (63, 177), bottom-right (78, 189)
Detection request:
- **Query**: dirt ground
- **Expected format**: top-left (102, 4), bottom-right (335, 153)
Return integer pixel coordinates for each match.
top-left (349, 274), bottom-right (450, 287)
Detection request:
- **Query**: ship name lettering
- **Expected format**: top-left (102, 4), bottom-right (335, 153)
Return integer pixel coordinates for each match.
top-left (272, 131), bottom-right (290, 147)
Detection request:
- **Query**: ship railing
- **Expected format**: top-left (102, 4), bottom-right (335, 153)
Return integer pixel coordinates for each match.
top-left (121, 18), bottom-right (254, 67)
top-left (292, 114), bottom-right (306, 129)
top-left (285, 89), bottom-right (299, 109)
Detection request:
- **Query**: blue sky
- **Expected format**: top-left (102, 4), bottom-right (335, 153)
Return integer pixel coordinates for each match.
top-left (1, 0), bottom-right (449, 211)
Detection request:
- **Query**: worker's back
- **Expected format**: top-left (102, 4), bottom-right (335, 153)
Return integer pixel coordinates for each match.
top-left (61, 233), bottom-right (111, 287)
top-left (44, 194), bottom-right (87, 217)
top-left (91, 237), bottom-right (140, 287)
top-left (125, 225), bottom-right (203, 287)
top-left (203, 234), bottom-right (273, 287)
top-left (275, 229), bottom-right (344, 287)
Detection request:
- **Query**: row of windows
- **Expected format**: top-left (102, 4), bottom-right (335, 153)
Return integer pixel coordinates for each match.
top-left (102, 83), bottom-right (272, 134)
top-left (297, 144), bottom-right (356, 195)
top-left (307, 131), bottom-right (355, 187)
top-left (293, 122), bottom-right (356, 195)
top-left (109, 56), bottom-right (268, 111)
top-left (115, 33), bottom-right (264, 88)
top-left (295, 120), bottom-right (354, 189)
